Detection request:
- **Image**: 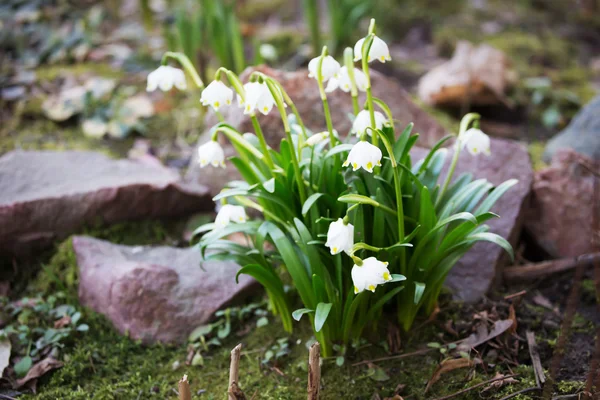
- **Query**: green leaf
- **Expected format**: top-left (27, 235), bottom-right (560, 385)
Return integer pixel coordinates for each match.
top-left (14, 356), bottom-right (32, 378)
top-left (189, 324), bottom-right (213, 342)
top-left (338, 194), bottom-right (379, 208)
top-left (76, 324), bottom-right (89, 332)
top-left (475, 179), bottom-right (518, 215)
top-left (302, 193), bottom-right (324, 216)
top-left (292, 308), bottom-right (314, 321)
top-left (325, 143), bottom-right (354, 159)
top-left (256, 317), bottom-right (269, 328)
top-left (468, 232), bottom-right (514, 261)
top-left (390, 274), bottom-right (406, 282)
top-left (314, 302), bottom-right (332, 333)
top-left (263, 178), bottom-right (275, 193)
top-left (414, 282), bottom-right (426, 305)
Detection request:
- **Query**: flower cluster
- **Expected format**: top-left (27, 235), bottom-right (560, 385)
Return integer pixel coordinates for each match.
top-left (149, 19), bottom-right (511, 356)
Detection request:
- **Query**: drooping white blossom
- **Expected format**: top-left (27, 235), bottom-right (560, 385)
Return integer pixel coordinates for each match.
top-left (354, 36), bottom-right (391, 63)
top-left (197, 140), bottom-right (226, 168)
top-left (308, 55), bottom-right (341, 82)
top-left (147, 65), bottom-right (187, 92)
top-left (351, 257), bottom-right (392, 294)
top-left (305, 131), bottom-right (330, 147)
top-left (343, 140), bottom-right (382, 173)
top-left (215, 204), bottom-right (248, 228)
top-left (200, 80), bottom-right (234, 111)
top-left (325, 218), bottom-right (354, 255)
top-left (237, 82), bottom-right (276, 116)
top-left (460, 128), bottom-right (491, 156)
top-left (351, 110), bottom-right (388, 136)
top-left (325, 66), bottom-right (368, 93)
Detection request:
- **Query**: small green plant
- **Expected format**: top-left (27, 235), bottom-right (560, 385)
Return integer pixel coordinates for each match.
top-left (1, 293), bottom-right (88, 378)
top-left (166, 0), bottom-right (246, 77)
top-left (148, 19), bottom-right (515, 357)
top-left (524, 77), bottom-right (581, 129)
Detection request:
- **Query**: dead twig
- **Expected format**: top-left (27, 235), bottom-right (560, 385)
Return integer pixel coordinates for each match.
top-left (498, 386), bottom-right (541, 400)
top-left (178, 374), bottom-right (191, 400)
top-left (228, 344), bottom-right (245, 400)
top-left (431, 373), bottom-right (519, 400)
top-left (504, 253), bottom-right (600, 282)
top-left (504, 290), bottom-right (527, 300)
top-left (307, 342), bottom-right (321, 400)
top-left (352, 348), bottom-right (433, 366)
top-left (526, 331), bottom-right (546, 387)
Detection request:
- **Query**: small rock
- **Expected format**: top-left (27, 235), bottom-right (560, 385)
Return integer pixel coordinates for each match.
top-left (187, 65), bottom-right (447, 195)
top-left (525, 149), bottom-right (597, 258)
top-left (0, 150), bottom-right (212, 257)
top-left (418, 41), bottom-right (517, 107)
top-left (544, 95), bottom-right (600, 162)
top-left (412, 137), bottom-right (533, 302)
top-left (73, 236), bottom-right (257, 344)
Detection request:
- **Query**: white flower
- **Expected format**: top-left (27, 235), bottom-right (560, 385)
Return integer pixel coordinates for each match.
top-left (343, 141), bottom-right (382, 173)
top-left (146, 66), bottom-right (187, 92)
top-left (351, 110), bottom-right (388, 136)
top-left (460, 128), bottom-right (491, 156)
top-left (351, 257), bottom-right (392, 293)
top-left (215, 204), bottom-right (248, 228)
top-left (354, 36), bottom-right (391, 63)
top-left (197, 140), bottom-right (226, 168)
top-left (200, 80), bottom-right (234, 111)
top-left (325, 66), bottom-right (368, 93)
top-left (308, 55), bottom-right (341, 82)
top-left (82, 119), bottom-right (107, 138)
top-left (237, 82), bottom-right (276, 116)
top-left (305, 131), bottom-right (330, 147)
top-left (325, 218), bottom-right (354, 255)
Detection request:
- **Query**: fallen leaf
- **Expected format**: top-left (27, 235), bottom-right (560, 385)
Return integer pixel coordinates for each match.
top-left (481, 372), bottom-right (519, 392)
top-left (425, 358), bottom-right (474, 393)
top-left (0, 337), bottom-right (10, 376)
top-left (54, 315), bottom-right (72, 329)
top-left (458, 319), bottom-right (513, 351)
top-left (508, 304), bottom-right (517, 334)
top-left (15, 357), bottom-right (63, 390)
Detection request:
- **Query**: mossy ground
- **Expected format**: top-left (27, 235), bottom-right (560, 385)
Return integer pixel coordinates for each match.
top-left (6, 219), bottom-right (556, 400)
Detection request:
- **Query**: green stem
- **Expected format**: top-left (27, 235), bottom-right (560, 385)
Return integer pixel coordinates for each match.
top-left (161, 51), bottom-right (204, 89)
top-left (250, 115), bottom-right (275, 169)
top-left (264, 78), bottom-right (307, 204)
top-left (436, 113), bottom-right (480, 207)
top-left (316, 48), bottom-right (337, 148)
top-left (361, 36), bottom-right (377, 147)
top-left (303, 0), bottom-right (321, 56)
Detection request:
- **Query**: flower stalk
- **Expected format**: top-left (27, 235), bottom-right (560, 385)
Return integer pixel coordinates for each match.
top-left (161, 52), bottom-right (204, 89)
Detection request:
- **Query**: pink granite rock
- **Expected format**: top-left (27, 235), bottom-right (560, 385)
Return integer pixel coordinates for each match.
top-left (73, 236), bottom-right (258, 344)
top-left (0, 150), bottom-right (212, 257)
top-left (412, 137), bottom-right (533, 302)
top-left (525, 149), bottom-right (597, 258)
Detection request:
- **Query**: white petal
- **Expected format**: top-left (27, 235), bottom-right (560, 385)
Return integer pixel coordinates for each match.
top-left (200, 80), bottom-right (234, 111)
top-left (197, 140), bottom-right (225, 168)
top-left (351, 110), bottom-right (388, 136)
top-left (325, 219), bottom-right (354, 255)
top-left (344, 141), bottom-right (382, 173)
top-left (354, 36), bottom-right (391, 63)
top-left (308, 55), bottom-right (341, 82)
top-left (461, 128), bottom-right (491, 156)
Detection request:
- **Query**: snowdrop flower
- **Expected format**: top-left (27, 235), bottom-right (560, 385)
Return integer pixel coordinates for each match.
top-left (197, 140), bottom-right (226, 168)
top-left (460, 128), bottom-right (491, 156)
top-left (343, 140), bottom-right (382, 173)
top-left (200, 80), bottom-right (234, 111)
top-left (325, 218), bottom-right (354, 255)
top-left (237, 82), bottom-right (276, 115)
top-left (215, 204), bottom-right (248, 228)
top-left (308, 55), bottom-right (341, 82)
top-left (352, 257), bottom-right (392, 294)
top-left (354, 36), bottom-right (391, 63)
top-left (146, 66), bottom-right (187, 92)
top-left (351, 110), bottom-right (388, 136)
top-left (325, 66), bottom-right (368, 93)
top-left (305, 131), bottom-right (330, 147)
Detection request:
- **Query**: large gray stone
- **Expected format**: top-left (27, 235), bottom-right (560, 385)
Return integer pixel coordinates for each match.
top-left (187, 65), bottom-right (447, 195)
top-left (0, 150), bottom-right (212, 257)
top-left (525, 149), bottom-right (597, 258)
top-left (544, 95), bottom-right (600, 162)
top-left (412, 137), bottom-right (533, 302)
top-left (73, 236), bottom-right (257, 344)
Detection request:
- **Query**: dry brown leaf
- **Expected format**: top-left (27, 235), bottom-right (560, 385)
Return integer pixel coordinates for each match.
top-left (15, 357), bottom-right (63, 390)
top-left (53, 315), bottom-right (71, 329)
top-left (508, 305), bottom-right (517, 334)
top-left (481, 372), bottom-right (519, 392)
top-left (458, 319), bottom-right (514, 352)
top-left (425, 358), bottom-right (474, 393)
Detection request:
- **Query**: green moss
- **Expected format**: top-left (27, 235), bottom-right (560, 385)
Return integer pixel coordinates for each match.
top-left (34, 63), bottom-right (125, 82)
top-left (557, 380), bottom-right (585, 394)
top-left (528, 141), bottom-right (548, 171)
